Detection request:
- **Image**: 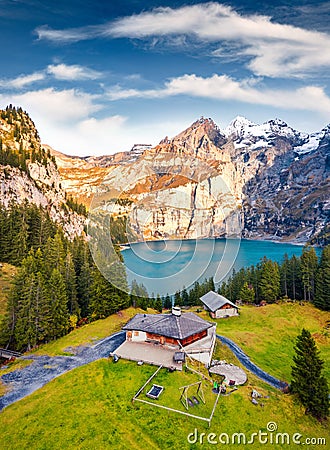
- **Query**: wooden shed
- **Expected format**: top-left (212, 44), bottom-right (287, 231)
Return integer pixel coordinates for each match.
top-left (200, 291), bottom-right (239, 318)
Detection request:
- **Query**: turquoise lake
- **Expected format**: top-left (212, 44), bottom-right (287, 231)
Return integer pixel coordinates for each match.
top-left (121, 239), bottom-right (320, 296)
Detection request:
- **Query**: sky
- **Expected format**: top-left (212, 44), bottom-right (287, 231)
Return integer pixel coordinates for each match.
top-left (0, 0), bottom-right (330, 156)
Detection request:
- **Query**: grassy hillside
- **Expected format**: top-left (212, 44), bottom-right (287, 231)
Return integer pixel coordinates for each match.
top-left (0, 345), bottom-right (329, 449)
top-left (31, 307), bottom-right (155, 356)
top-left (201, 303), bottom-right (329, 382)
top-left (0, 303), bottom-right (329, 449)
top-left (0, 263), bottom-right (16, 322)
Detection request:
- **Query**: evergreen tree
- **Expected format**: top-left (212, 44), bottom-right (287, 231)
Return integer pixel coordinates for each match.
top-left (77, 257), bottom-right (92, 317)
top-left (46, 269), bottom-right (69, 340)
top-left (280, 253), bottom-right (290, 298)
top-left (291, 329), bottom-right (329, 419)
top-left (14, 271), bottom-right (47, 351)
top-left (239, 282), bottom-right (255, 304)
top-left (174, 290), bottom-right (183, 307)
top-left (0, 262), bottom-right (26, 349)
top-left (315, 245), bottom-right (330, 310)
top-left (89, 269), bottom-right (126, 319)
top-left (44, 232), bottom-right (66, 276)
top-left (287, 255), bottom-right (301, 300)
top-left (207, 277), bottom-right (215, 292)
top-left (64, 252), bottom-right (80, 317)
top-left (259, 257), bottom-right (280, 303)
top-left (0, 252), bottom-right (48, 351)
top-left (164, 294), bottom-right (172, 309)
top-left (155, 294), bottom-right (163, 313)
top-left (301, 247), bottom-right (318, 302)
top-left (188, 281), bottom-right (201, 306)
top-left (181, 287), bottom-right (189, 306)
top-left (139, 296), bottom-right (148, 311)
top-left (89, 270), bottom-right (112, 319)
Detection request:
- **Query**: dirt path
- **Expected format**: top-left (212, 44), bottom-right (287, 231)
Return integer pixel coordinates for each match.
top-left (0, 332), bottom-right (125, 410)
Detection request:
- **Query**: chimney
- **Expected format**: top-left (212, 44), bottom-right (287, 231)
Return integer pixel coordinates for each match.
top-left (172, 306), bottom-right (181, 317)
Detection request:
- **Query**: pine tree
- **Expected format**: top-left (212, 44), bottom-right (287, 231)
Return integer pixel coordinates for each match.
top-left (287, 255), bottom-right (301, 300)
top-left (280, 253), bottom-right (290, 298)
top-left (44, 232), bottom-right (66, 276)
top-left (155, 294), bottom-right (163, 313)
top-left (239, 282), bottom-right (255, 304)
top-left (14, 271), bottom-right (47, 351)
top-left (46, 269), bottom-right (69, 340)
top-left (0, 252), bottom-right (47, 351)
top-left (259, 257), bottom-right (280, 303)
top-left (291, 329), bottom-right (329, 419)
top-left (181, 287), bottom-right (189, 306)
top-left (89, 270), bottom-right (113, 319)
top-left (174, 290), bottom-right (183, 307)
top-left (89, 268), bottom-right (126, 319)
top-left (77, 257), bottom-right (92, 317)
top-left (164, 293), bottom-right (172, 309)
top-left (0, 264), bottom-right (25, 349)
top-left (134, 283), bottom-right (149, 310)
top-left (64, 252), bottom-right (80, 317)
top-left (208, 277), bottom-right (215, 292)
top-left (315, 245), bottom-right (330, 311)
top-left (301, 247), bottom-right (318, 302)
top-left (139, 296), bottom-right (148, 311)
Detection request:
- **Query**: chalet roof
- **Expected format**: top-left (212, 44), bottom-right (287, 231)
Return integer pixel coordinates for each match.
top-left (123, 312), bottom-right (213, 341)
top-left (200, 291), bottom-right (239, 312)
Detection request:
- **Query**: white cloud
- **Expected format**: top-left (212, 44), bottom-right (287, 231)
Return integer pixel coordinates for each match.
top-left (0, 71), bottom-right (45, 89)
top-left (0, 63), bottom-right (102, 90)
top-left (59, 117), bottom-right (186, 156)
top-left (106, 74), bottom-right (330, 115)
top-left (0, 87), bottom-right (184, 155)
top-left (35, 2), bottom-right (330, 78)
top-left (47, 64), bottom-right (102, 81)
top-left (35, 24), bottom-right (103, 43)
top-left (1, 81), bottom-right (328, 156)
top-left (0, 88), bottom-right (101, 124)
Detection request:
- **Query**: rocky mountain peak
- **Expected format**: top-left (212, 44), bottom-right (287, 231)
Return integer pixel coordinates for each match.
top-left (224, 115), bottom-right (306, 152)
top-left (224, 116), bottom-right (256, 139)
top-left (163, 116), bottom-right (227, 154)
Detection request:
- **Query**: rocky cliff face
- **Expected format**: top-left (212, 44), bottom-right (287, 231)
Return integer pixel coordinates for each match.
top-left (0, 107), bottom-right (85, 238)
top-left (3, 107), bottom-right (327, 244)
top-left (77, 116), bottom-right (328, 243)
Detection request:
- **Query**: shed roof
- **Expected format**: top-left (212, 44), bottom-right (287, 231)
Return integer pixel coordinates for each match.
top-left (200, 291), bottom-right (238, 312)
top-left (123, 312), bottom-right (213, 341)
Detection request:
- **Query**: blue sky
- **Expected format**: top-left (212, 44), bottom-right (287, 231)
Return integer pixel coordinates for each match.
top-left (1, 0), bottom-right (330, 155)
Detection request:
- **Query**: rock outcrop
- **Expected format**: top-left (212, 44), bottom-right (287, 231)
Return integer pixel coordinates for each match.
top-left (2, 106), bottom-right (327, 244)
top-left (0, 107), bottom-right (85, 238)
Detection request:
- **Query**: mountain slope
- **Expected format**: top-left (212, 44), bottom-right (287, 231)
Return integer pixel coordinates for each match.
top-left (3, 107), bottom-right (328, 244)
top-left (0, 106), bottom-right (85, 238)
top-left (78, 117), bottom-right (328, 243)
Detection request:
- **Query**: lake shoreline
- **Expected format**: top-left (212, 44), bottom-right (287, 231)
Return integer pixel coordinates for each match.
top-left (120, 235), bottom-right (316, 252)
top-left (120, 238), bottom-right (321, 296)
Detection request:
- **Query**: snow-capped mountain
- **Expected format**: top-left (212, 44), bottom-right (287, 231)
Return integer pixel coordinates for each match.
top-left (294, 124), bottom-right (330, 155)
top-left (1, 107), bottom-right (328, 244)
top-left (224, 116), bottom-right (305, 151)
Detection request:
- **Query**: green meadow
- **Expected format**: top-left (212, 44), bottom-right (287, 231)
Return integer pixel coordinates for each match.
top-left (0, 303), bottom-right (329, 449)
top-left (204, 302), bottom-right (330, 382)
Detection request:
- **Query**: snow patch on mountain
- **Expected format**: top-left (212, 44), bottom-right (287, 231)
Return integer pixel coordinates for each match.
top-left (225, 117), bottom-right (305, 150)
top-left (294, 133), bottom-right (323, 154)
